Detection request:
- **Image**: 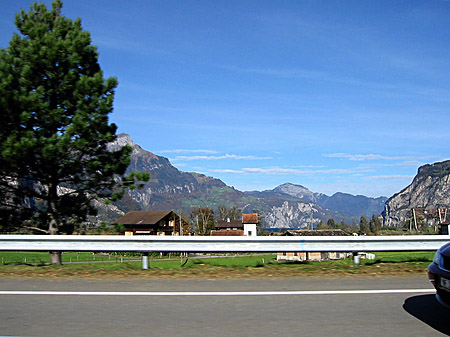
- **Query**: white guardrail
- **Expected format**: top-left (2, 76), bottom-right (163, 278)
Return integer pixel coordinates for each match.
top-left (0, 234), bottom-right (449, 253)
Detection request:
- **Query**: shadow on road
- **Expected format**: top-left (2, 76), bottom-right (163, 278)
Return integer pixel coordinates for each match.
top-left (403, 294), bottom-right (450, 336)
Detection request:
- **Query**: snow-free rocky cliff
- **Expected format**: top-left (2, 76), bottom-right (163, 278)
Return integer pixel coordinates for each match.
top-left (382, 160), bottom-right (450, 227)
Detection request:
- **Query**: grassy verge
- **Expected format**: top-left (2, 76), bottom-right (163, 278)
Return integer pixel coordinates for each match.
top-left (0, 251), bottom-right (435, 279)
top-left (0, 251), bottom-right (140, 264)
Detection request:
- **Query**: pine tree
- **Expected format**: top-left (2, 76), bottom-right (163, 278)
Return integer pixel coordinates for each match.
top-left (340, 219), bottom-right (349, 231)
top-left (0, 1), bottom-right (147, 263)
top-left (359, 215), bottom-right (370, 234)
top-left (327, 218), bottom-right (336, 229)
top-left (316, 220), bottom-right (328, 230)
top-left (369, 215), bottom-right (382, 234)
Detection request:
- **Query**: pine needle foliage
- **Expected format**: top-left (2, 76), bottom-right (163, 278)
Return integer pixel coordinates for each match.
top-left (0, 1), bottom-right (148, 238)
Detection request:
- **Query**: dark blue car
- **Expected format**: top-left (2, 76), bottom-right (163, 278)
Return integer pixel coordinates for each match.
top-left (428, 242), bottom-right (450, 307)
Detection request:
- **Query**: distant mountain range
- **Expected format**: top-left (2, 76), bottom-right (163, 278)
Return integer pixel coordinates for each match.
top-left (96, 134), bottom-right (388, 228)
top-left (271, 183), bottom-right (386, 217)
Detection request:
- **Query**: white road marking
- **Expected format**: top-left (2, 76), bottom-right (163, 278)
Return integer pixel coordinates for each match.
top-left (0, 289), bottom-right (435, 296)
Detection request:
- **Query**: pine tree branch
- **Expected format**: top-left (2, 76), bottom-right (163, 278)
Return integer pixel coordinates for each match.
top-left (23, 226), bottom-right (49, 234)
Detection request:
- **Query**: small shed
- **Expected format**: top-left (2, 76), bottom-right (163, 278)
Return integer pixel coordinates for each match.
top-left (439, 221), bottom-right (450, 235)
top-left (242, 213), bottom-right (258, 237)
top-left (113, 210), bottom-right (180, 236)
top-left (277, 229), bottom-right (351, 262)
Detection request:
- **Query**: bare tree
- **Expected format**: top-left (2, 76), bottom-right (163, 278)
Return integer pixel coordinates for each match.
top-left (190, 207), bottom-right (215, 235)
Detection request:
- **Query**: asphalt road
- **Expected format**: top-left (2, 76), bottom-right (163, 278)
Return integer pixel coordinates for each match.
top-left (0, 276), bottom-right (448, 337)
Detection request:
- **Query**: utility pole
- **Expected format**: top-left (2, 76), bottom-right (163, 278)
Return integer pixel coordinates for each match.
top-left (412, 208), bottom-right (417, 231)
top-left (180, 212), bottom-right (183, 236)
top-left (438, 208), bottom-right (448, 223)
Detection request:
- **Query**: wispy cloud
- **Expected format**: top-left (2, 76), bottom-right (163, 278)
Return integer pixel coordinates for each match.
top-left (211, 169), bottom-right (244, 174)
top-left (242, 167), bottom-right (307, 174)
top-left (159, 149), bottom-right (219, 154)
top-left (357, 160), bottom-right (436, 169)
top-left (221, 65), bottom-right (328, 80)
top-left (323, 153), bottom-right (438, 162)
top-left (219, 62), bottom-right (450, 103)
top-left (171, 154), bottom-right (272, 161)
top-left (95, 35), bottom-right (170, 57)
top-left (210, 166), bottom-right (371, 175)
top-left (364, 175), bottom-right (414, 181)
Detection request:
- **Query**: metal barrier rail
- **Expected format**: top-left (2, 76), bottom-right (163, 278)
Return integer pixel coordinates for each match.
top-left (0, 234), bottom-right (449, 253)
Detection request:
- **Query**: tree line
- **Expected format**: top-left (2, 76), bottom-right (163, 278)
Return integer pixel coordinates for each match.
top-left (188, 205), bottom-right (263, 235)
top-left (315, 214), bottom-right (382, 234)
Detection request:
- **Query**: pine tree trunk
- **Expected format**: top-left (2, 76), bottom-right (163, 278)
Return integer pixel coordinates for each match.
top-left (48, 211), bottom-right (62, 265)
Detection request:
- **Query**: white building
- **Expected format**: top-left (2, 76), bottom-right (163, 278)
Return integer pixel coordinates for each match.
top-left (242, 213), bottom-right (258, 236)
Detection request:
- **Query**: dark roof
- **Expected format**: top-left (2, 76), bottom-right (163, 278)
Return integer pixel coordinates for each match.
top-left (216, 219), bottom-right (243, 228)
top-left (282, 229), bottom-right (350, 236)
top-left (242, 213), bottom-right (258, 224)
top-left (211, 230), bottom-right (244, 236)
top-left (113, 211), bottom-right (174, 225)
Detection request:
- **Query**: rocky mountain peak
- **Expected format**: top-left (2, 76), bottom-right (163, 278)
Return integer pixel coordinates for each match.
top-left (108, 133), bottom-right (158, 158)
top-left (274, 183), bottom-right (313, 197)
top-left (273, 182), bottom-right (326, 203)
top-left (276, 182), bottom-right (310, 193)
top-left (417, 160), bottom-right (450, 179)
top-left (269, 182), bottom-right (386, 219)
top-left (382, 160), bottom-right (450, 227)
top-left (108, 133), bottom-right (134, 150)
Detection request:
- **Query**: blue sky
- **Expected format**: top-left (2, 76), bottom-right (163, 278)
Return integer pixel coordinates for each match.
top-left (1, 1), bottom-right (449, 197)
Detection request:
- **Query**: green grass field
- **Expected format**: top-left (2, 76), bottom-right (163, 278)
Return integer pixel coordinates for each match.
top-left (0, 251), bottom-right (436, 278)
top-left (0, 251), bottom-right (140, 264)
top-left (0, 252), bottom-right (276, 266)
top-left (364, 251), bottom-right (435, 264)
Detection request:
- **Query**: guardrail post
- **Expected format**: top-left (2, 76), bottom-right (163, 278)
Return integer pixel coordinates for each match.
top-left (352, 252), bottom-right (360, 265)
top-left (142, 252), bottom-right (149, 270)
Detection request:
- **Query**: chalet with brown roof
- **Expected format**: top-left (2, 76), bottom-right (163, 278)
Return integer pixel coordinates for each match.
top-left (113, 210), bottom-right (182, 236)
top-left (211, 219), bottom-right (244, 236)
top-left (210, 213), bottom-right (259, 236)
